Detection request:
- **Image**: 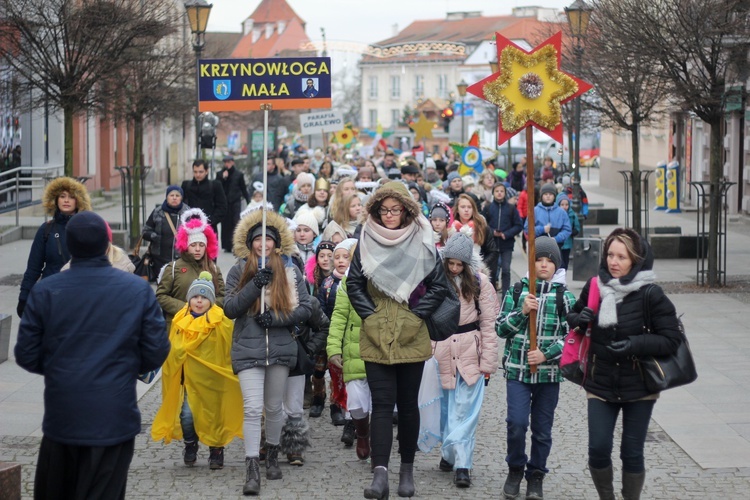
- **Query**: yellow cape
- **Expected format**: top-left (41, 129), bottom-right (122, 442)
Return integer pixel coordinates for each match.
top-left (151, 304), bottom-right (243, 447)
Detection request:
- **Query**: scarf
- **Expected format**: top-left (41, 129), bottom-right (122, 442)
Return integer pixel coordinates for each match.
top-left (359, 215), bottom-right (436, 303)
top-left (162, 200), bottom-right (184, 214)
top-left (598, 270), bottom-right (656, 327)
top-left (333, 268), bottom-right (345, 280)
top-left (293, 190), bottom-right (309, 203)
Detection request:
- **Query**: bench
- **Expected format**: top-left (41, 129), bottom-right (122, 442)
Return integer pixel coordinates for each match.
top-left (650, 235), bottom-right (707, 259)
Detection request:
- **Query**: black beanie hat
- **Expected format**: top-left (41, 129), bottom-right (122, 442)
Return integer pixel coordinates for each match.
top-left (66, 211), bottom-right (109, 258)
top-left (535, 235), bottom-right (562, 271)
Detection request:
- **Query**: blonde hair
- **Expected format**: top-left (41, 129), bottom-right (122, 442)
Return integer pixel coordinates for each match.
top-left (329, 177), bottom-right (355, 216)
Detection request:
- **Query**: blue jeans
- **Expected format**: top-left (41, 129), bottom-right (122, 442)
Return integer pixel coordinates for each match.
top-left (496, 249), bottom-right (514, 297)
top-left (505, 380), bottom-right (560, 476)
top-left (180, 390), bottom-right (198, 443)
top-left (588, 398), bottom-right (655, 473)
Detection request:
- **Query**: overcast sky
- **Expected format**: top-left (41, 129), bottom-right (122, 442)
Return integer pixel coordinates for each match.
top-left (207, 0), bottom-right (577, 44)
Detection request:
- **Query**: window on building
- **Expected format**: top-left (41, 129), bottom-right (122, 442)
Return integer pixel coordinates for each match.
top-left (437, 74), bottom-right (448, 99)
top-left (391, 109), bottom-right (400, 128)
top-left (415, 75), bottom-right (424, 99)
top-left (390, 75), bottom-right (400, 99)
top-left (369, 76), bottom-right (378, 99)
top-left (369, 109), bottom-right (378, 128)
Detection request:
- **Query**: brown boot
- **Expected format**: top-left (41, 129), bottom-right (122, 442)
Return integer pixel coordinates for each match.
top-left (309, 376), bottom-right (326, 418)
top-left (354, 416), bottom-right (370, 460)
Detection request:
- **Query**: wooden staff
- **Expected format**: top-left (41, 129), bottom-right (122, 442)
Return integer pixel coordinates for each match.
top-left (525, 127), bottom-right (538, 373)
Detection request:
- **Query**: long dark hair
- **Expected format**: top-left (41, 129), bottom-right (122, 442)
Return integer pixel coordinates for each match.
top-left (444, 258), bottom-right (480, 301)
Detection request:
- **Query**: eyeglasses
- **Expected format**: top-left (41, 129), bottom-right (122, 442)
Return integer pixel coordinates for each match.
top-left (378, 206), bottom-right (403, 216)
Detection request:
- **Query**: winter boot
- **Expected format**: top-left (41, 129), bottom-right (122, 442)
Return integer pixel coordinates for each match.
top-left (208, 447), bottom-right (224, 470)
top-left (364, 466), bottom-right (389, 499)
top-left (309, 376), bottom-right (326, 418)
top-left (341, 419), bottom-right (356, 446)
top-left (454, 468), bottom-right (471, 488)
top-left (183, 440), bottom-right (198, 466)
top-left (280, 417), bottom-right (311, 467)
top-left (589, 465), bottom-right (615, 500)
top-left (525, 470), bottom-right (545, 500)
top-left (354, 416), bottom-right (371, 460)
top-left (397, 462), bottom-right (415, 497)
top-left (242, 457), bottom-right (261, 496)
top-left (621, 471), bottom-right (646, 500)
top-left (503, 466), bottom-right (524, 498)
top-left (439, 458), bottom-right (453, 472)
top-left (264, 443), bottom-right (283, 480)
top-left (330, 404), bottom-right (346, 426)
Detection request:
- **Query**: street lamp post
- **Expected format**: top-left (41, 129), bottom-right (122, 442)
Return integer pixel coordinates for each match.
top-left (565, 0), bottom-right (592, 217)
top-left (185, 0), bottom-right (213, 160)
top-left (457, 79), bottom-right (468, 143)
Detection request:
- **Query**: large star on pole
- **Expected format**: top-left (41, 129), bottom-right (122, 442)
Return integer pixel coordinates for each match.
top-left (409, 113), bottom-right (434, 142)
top-left (468, 32), bottom-right (593, 146)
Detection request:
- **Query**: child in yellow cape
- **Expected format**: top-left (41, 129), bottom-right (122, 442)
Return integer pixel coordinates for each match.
top-left (151, 271), bottom-right (243, 469)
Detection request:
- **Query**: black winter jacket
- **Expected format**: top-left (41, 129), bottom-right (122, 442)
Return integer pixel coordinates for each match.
top-left (19, 211), bottom-right (72, 302)
top-left (483, 199), bottom-right (523, 252)
top-left (219, 166), bottom-right (249, 205)
top-left (569, 278), bottom-right (682, 402)
top-left (181, 178), bottom-right (227, 226)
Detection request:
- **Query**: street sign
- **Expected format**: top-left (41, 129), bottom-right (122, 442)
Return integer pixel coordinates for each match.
top-left (251, 130), bottom-right (275, 151)
top-left (299, 111), bottom-right (344, 135)
top-left (198, 57), bottom-right (332, 112)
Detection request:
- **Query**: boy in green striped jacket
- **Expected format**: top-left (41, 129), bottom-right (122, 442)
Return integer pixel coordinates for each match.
top-left (496, 236), bottom-right (576, 500)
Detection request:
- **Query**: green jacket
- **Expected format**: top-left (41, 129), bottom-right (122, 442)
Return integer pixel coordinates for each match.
top-left (496, 274), bottom-right (575, 383)
top-left (155, 256), bottom-right (225, 331)
top-left (326, 277), bottom-right (365, 382)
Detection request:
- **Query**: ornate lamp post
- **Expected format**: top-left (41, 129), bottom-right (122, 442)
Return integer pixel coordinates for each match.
top-left (456, 79), bottom-right (468, 143)
top-left (185, 0), bottom-right (213, 159)
top-left (565, 0), bottom-right (592, 216)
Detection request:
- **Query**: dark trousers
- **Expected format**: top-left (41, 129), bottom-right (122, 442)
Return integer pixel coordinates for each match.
top-left (221, 200), bottom-right (242, 251)
top-left (505, 380), bottom-right (560, 477)
top-left (495, 248), bottom-right (514, 297)
top-left (561, 248), bottom-right (571, 269)
top-left (588, 397), bottom-right (656, 473)
top-left (365, 361), bottom-right (424, 468)
top-left (34, 436), bottom-right (135, 500)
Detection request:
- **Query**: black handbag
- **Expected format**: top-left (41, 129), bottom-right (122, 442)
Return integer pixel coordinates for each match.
top-left (131, 236), bottom-right (154, 281)
top-left (425, 284), bottom-right (461, 342)
top-left (290, 329), bottom-right (315, 377)
top-left (639, 285), bottom-right (698, 392)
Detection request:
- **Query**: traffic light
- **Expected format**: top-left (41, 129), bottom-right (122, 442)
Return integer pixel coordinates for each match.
top-left (441, 107), bottom-right (454, 133)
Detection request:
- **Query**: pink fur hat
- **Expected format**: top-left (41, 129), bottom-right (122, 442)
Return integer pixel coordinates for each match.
top-left (174, 208), bottom-right (219, 260)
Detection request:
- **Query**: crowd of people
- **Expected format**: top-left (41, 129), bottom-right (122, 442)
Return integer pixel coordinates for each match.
top-left (14, 145), bottom-right (683, 500)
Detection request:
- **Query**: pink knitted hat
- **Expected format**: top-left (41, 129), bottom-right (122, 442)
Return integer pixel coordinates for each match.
top-left (174, 208), bottom-right (219, 260)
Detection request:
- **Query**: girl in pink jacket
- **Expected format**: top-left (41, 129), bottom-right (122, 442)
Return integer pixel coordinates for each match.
top-left (434, 232), bottom-right (499, 489)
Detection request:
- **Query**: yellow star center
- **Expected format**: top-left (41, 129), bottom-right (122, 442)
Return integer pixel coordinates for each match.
top-left (483, 45), bottom-right (578, 133)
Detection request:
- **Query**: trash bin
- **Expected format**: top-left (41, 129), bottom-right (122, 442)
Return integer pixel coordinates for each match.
top-left (572, 238), bottom-right (602, 283)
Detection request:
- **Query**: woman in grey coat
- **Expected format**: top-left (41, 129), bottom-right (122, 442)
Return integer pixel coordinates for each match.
top-left (224, 209), bottom-right (312, 496)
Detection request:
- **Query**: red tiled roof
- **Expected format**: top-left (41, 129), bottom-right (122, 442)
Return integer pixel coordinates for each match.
top-left (230, 16), bottom-right (310, 59)
top-left (247, 0), bottom-right (305, 27)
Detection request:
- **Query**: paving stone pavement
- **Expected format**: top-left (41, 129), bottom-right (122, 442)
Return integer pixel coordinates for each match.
top-left (3, 376), bottom-right (750, 499)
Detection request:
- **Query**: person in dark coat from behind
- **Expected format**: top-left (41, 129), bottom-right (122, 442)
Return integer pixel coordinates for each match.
top-left (219, 155), bottom-right (250, 252)
top-left (15, 211), bottom-right (170, 500)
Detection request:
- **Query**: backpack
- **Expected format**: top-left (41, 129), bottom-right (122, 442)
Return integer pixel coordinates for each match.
top-left (511, 280), bottom-right (568, 323)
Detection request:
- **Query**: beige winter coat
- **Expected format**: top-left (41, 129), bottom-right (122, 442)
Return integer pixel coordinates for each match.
top-left (433, 272), bottom-right (500, 389)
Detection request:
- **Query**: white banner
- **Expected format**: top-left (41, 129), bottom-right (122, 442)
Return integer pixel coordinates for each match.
top-left (299, 111), bottom-right (344, 135)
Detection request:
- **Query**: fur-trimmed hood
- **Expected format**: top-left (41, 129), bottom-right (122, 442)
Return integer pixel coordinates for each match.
top-left (364, 181), bottom-right (422, 221)
top-left (43, 177), bottom-right (92, 215)
top-left (233, 209), bottom-right (295, 259)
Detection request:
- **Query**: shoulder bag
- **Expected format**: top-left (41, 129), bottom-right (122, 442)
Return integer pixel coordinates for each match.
top-left (130, 235), bottom-right (154, 281)
top-left (425, 283), bottom-right (461, 342)
top-left (289, 327), bottom-right (315, 377)
top-left (639, 285), bottom-right (697, 392)
top-left (560, 277), bottom-right (600, 385)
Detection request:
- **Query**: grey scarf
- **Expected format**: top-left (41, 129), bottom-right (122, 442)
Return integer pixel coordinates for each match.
top-left (598, 270), bottom-right (656, 327)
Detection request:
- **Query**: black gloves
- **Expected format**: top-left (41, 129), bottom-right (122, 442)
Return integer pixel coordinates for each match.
top-left (607, 339), bottom-right (633, 356)
top-left (567, 306), bottom-right (595, 330)
top-left (17, 300), bottom-right (26, 318)
top-left (254, 311), bottom-right (273, 328)
top-left (253, 268), bottom-right (273, 289)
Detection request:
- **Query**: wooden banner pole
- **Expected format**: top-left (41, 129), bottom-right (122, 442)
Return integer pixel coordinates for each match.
top-left (525, 126), bottom-right (538, 373)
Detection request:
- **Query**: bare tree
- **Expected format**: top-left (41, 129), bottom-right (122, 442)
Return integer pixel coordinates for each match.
top-left (605, 0), bottom-right (750, 286)
top-left (576, 0), bottom-right (673, 234)
top-left (332, 67), bottom-right (361, 127)
top-left (0, 0), bottom-right (177, 176)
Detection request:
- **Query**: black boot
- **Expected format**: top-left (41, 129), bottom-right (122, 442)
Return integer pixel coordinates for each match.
top-left (330, 404), bottom-right (346, 426)
top-left (438, 458), bottom-right (453, 472)
top-left (622, 471), bottom-right (646, 500)
top-left (454, 468), bottom-right (471, 488)
top-left (265, 443), bottom-right (282, 480)
top-left (525, 470), bottom-right (545, 500)
top-left (242, 457), bottom-right (261, 496)
top-left (503, 466), bottom-right (524, 498)
top-left (183, 440), bottom-right (198, 466)
top-left (208, 447), bottom-right (224, 470)
top-left (590, 465), bottom-right (615, 500)
top-left (397, 462), bottom-right (414, 498)
top-left (309, 376), bottom-right (326, 418)
top-left (364, 466), bottom-right (389, 499)
top-left (341, 419), bottom-right (356, 446)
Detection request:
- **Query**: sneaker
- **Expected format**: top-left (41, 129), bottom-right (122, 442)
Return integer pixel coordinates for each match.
top-left (287, 453), bottom-right (304, 466)
top-left (439, 458), bottom-right (453, 472)
top-left (455, 468), bottom-right (471, 488)
top-left (208, 447), bottom-right (224, 470)
top-left (341, 420), bottom-right (356, 447)
top-left (183, 441), bottom-right (198, 466)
